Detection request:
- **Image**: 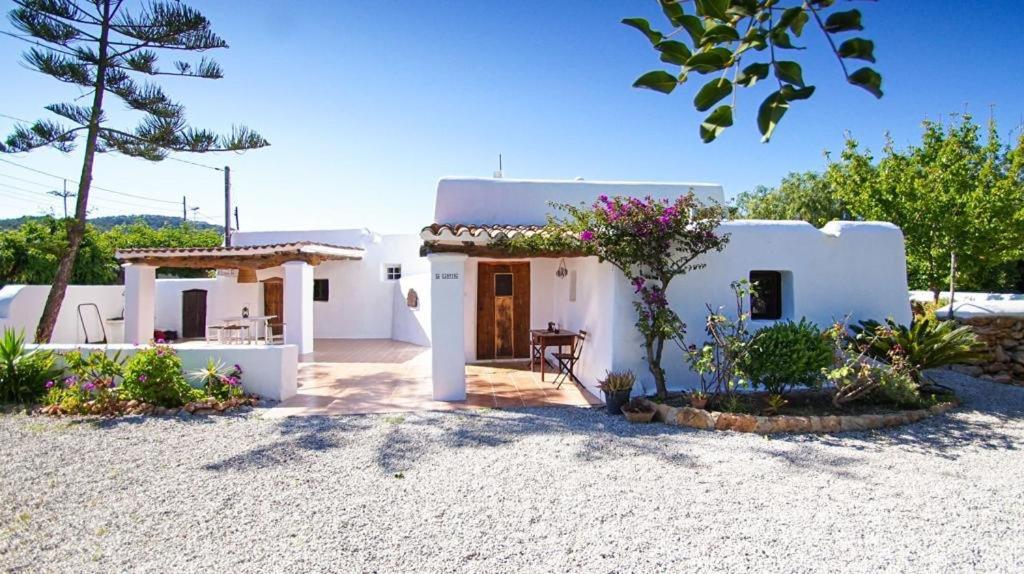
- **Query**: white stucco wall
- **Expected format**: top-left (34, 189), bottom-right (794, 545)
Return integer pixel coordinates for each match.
top-left (392, 271), bottom-right (431, 346)
top-left (609, 220), bottom-right (912, 393)
top-left (235, 229), bottom-right (428, 341)
top-left (434, 177), bottom-right (726, 226)
top-left (30, 343), bottom-right (298, 401)
top-left (0, 285), bottom-right (125, 344)
top-left (154, 276), bottom-right (261, 336)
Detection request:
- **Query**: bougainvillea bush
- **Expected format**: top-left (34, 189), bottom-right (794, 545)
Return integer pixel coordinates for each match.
top-left (507, 192), bottom-right (729, 398)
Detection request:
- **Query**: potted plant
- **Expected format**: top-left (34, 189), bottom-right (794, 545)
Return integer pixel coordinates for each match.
top-left (598, 370), bottom-right (635, 415)
top-left (621, 396), bottom-right (656, 423)
top-left (689, 389), bottom-right (708, 410)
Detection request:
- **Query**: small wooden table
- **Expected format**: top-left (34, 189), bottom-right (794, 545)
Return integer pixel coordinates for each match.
top-left (221, 315), bottom-right (277, 344)
top-left (530, 329), bottom-right (578, 382)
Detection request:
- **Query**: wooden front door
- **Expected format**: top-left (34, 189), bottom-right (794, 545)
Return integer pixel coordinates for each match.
top-left (262, 278), bottom-right (284, 325)
top-left (181, 289), bottom-right (207, 339)
top-left (477, 262), bottom-right (530, 360)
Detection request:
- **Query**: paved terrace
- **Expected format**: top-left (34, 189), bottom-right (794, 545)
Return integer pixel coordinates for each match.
top-left (268, 339), bottom-right (601, 416)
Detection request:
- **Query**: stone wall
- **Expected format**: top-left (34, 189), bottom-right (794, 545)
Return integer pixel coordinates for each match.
top-left (953, 315), bottom-right (1024, 385)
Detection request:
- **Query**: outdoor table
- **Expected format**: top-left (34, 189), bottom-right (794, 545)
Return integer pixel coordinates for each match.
top-left (530, 329), bottom-right (578, 382)
top-left (221, 315), bottom-right (277, 343)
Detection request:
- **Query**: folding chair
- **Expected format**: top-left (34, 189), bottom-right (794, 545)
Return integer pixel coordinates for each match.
top-left (553, 330), bottom-right (587, 389)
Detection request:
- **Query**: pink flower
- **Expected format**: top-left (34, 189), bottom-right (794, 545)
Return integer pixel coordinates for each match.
top-left (580, 230), bottom-right (595, 242)
top-left (45, 380), bottom-right (55, 389)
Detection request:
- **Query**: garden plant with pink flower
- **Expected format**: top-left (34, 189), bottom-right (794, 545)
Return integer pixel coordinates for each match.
top-left (505, 192), bottom-right (729, 398)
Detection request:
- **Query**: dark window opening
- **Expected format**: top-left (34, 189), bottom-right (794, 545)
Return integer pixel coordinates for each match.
top-left (750, 271), bottom-right (782, 320)
top-left (494, 273), bottom-right (513, 297)
top-left (313, 279), bottom-right (329, 302)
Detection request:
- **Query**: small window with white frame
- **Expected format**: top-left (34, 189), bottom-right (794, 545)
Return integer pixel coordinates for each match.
top-left (384, 264), bottom-right (402, 281)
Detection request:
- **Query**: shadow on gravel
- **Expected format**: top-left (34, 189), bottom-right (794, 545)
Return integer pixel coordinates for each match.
top-left (373, 407), bottom-right (699, 474)
top-left (203, 415), bottom-right (375, 472)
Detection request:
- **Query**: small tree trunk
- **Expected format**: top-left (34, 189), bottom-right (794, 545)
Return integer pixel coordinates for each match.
top-left (34, 1), bottom-right (111, 343)
top-left (947, 251), bottom-right (958, 320)
top-left (645, 337), bottom-right (667, 399)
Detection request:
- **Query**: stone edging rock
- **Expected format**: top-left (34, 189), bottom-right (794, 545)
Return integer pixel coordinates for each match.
top-left (638, 398), bottom-right (957, 434)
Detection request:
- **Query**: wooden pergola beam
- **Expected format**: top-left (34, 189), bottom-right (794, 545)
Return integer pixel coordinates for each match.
top-left (117, 253), bottom-right (357, 270)
top-left (420, 242), bottom-right (585, 259)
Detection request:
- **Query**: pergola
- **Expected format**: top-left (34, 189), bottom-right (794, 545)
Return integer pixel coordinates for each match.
top-left (115, 242), bottom-right (364, 354)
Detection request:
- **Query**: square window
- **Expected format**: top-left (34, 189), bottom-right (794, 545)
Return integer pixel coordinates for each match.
top-left (494, 273), bottom-right (513, 296)
top-left (385, 264), bottom-right (402, 281)
top-left (313, 279), bottom-right (329, 302)
top-left (750, 270), bottom-right (783, 320)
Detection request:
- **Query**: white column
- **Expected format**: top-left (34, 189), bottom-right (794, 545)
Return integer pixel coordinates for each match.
top-left (283, 260), bottom-right (314, 355)
top-left (429, 253), bottom-right (467, 401)
top-left (123, 263), bottom-right (156, 345)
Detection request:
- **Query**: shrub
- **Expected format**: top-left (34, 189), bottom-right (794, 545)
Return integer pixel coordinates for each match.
top-left (867, 368), bottom-right (921, 408)
top-left (120, 344), bottom-right (200, 407)
top-left (851, 317), bottom-right (984, 385)
top-left (0, 328), bottom-right (61, 404)
top-left (43, 350), bottom-right (126, 413)
top-left (190, 359), bottom-right (244, 400)
top-left (741, 319), bottom-right (833, 395)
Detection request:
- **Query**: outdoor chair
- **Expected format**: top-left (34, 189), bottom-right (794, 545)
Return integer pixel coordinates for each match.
top-left (267, 322), bottom-right (286, 345)
top-left (552, 330), bottom-right (587, 389)
top-left (205, 324), bottom-right (226, 343)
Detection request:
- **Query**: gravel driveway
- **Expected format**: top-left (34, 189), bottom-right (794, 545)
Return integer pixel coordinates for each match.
top-left (2, 369), bottom-right (1023, 573)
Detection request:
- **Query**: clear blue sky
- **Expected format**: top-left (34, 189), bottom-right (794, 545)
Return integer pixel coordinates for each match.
top-left (1, 1), bottom-right (1022, 233)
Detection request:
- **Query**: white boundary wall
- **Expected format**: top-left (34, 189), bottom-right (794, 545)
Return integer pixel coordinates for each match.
top-left (0, 285), bottom-right (124, 343)
top-left (28, 343), bottom-right (298, 401)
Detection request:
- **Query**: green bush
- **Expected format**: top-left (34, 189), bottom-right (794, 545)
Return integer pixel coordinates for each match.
top-left (120, 344), bottom-right (200, 407)
top-left (741, 319), bottom-right (833, 395)
top-left (189, 358), bottom-right (244, 401)
top-left (851, 317), bottom-right (984, 385)
top-left (867, 368), bottom-right (922, 408)
top-left (0, 328), bottom-right (61, 404)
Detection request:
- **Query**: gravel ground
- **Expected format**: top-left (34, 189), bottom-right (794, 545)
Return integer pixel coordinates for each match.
top-left (2, 369), bottom-right (1023, 573)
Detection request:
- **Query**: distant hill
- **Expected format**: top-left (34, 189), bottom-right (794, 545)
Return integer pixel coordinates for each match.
top-left (0, 214), bottom-right (222, 232)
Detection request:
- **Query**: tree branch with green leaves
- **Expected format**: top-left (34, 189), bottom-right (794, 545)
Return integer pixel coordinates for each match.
top-left (624, 0), bottom-right (882, 143)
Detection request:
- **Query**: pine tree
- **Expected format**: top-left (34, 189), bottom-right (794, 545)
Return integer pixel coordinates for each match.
top-left (1, 0), bottom-right (268, 342)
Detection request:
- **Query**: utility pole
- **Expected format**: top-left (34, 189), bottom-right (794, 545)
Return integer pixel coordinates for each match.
top-left (48, 179), bottom-right (75, 218)
top-left (223, 165), bottom-right (232, 246)
top-left (190, 206), bottom-right (200, 221)
top-left (234, 206), bottom-right (239, 231)
top-left (182, 195), bottom-right (187, 222)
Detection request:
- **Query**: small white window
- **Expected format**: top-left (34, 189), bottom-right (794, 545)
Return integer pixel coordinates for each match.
top-left (385, 264), bottom-right (402, 281)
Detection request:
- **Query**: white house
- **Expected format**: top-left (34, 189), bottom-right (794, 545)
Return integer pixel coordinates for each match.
top-left (420, 177), bottom-right (911, 400)
top-left (2, 176), bottom-right (911, 403)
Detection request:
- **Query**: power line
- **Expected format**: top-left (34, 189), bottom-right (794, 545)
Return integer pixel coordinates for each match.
top-left (0, 157), bottom-right (181, 204)
top-left (0, 171), bottom-right (53, 188)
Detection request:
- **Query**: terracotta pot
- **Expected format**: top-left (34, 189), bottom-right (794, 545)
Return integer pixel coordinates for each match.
top-left (621, 407), bottom-right (656, 423)
top-left (690, 396), bottom-right (708, 409)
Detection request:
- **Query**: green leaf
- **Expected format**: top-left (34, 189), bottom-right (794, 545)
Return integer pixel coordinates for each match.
top-left (757, 91), bottom-right (789, 143)
top-left (824, 9), bottom-right (863, 33)
top-left (736, 62), bottom-right (769, 87)
top-left (774, 7), bottom-right (803, 31)
top-left (790, 11), bottom-right (809, 36)
top-left (655, 40), bottom-right (692, 65)
top-left (701, 24), bottom-right (740, 46)
top-left (659, 0), bottom-right (686, 27)
top-left (684, 48), bottom-right (732, 73)
top-left (848, 66), bottom-right (883, 98)
top-left (700, 105), bottom-right (733, 143)
top-left (694, 0), bottom-right (729, 20)
top-left (837, 38), bottom-right (876, 62)
top-left (770, 30), bottom-right (799, 49)
top-left (679, 15), bottom-right (707, 46)
top-left (694, 78), bottom-right (733, 111)
top-left (780, 85), bottom-right (816, 101)
top-left (774, 61), bottom-right (804, 87)
top-left (632, 70), bottom-right (678, 94)
top-left (621, 18), bottom-right (664, 45)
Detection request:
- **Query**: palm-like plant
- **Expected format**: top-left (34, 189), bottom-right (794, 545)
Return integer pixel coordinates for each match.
top-left (0, 328), bottom-right (61, 404)
top-left (851, 317), bottom-right (984, 386)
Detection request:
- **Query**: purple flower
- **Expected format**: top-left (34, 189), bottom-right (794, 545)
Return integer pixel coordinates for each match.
top-left (598, 194), bottom-right (609, 203)
top-left (226, 376), bottom-right (240, 386)
top-left (233, 364), bottom-right (243, 374)
top-left (155, 338), bottom-right (165, 344)
top-left (45, 380), bottom-right (55, 389)
top-left (138, 374), bottom-right (147, 383)
top-left (580, 230), bottom-right (595, 242)
top-left (83, 382), bottom-right (96, 392)
top-left (631, 277), bottom-right (646, 294)
top-left (64, 376), bottom-right (77, 388)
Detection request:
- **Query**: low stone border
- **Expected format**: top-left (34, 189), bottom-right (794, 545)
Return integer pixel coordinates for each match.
top-left (638, 398), bottom-right (957, 434)
top-left (37, 396), bottom-right (260, 418)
